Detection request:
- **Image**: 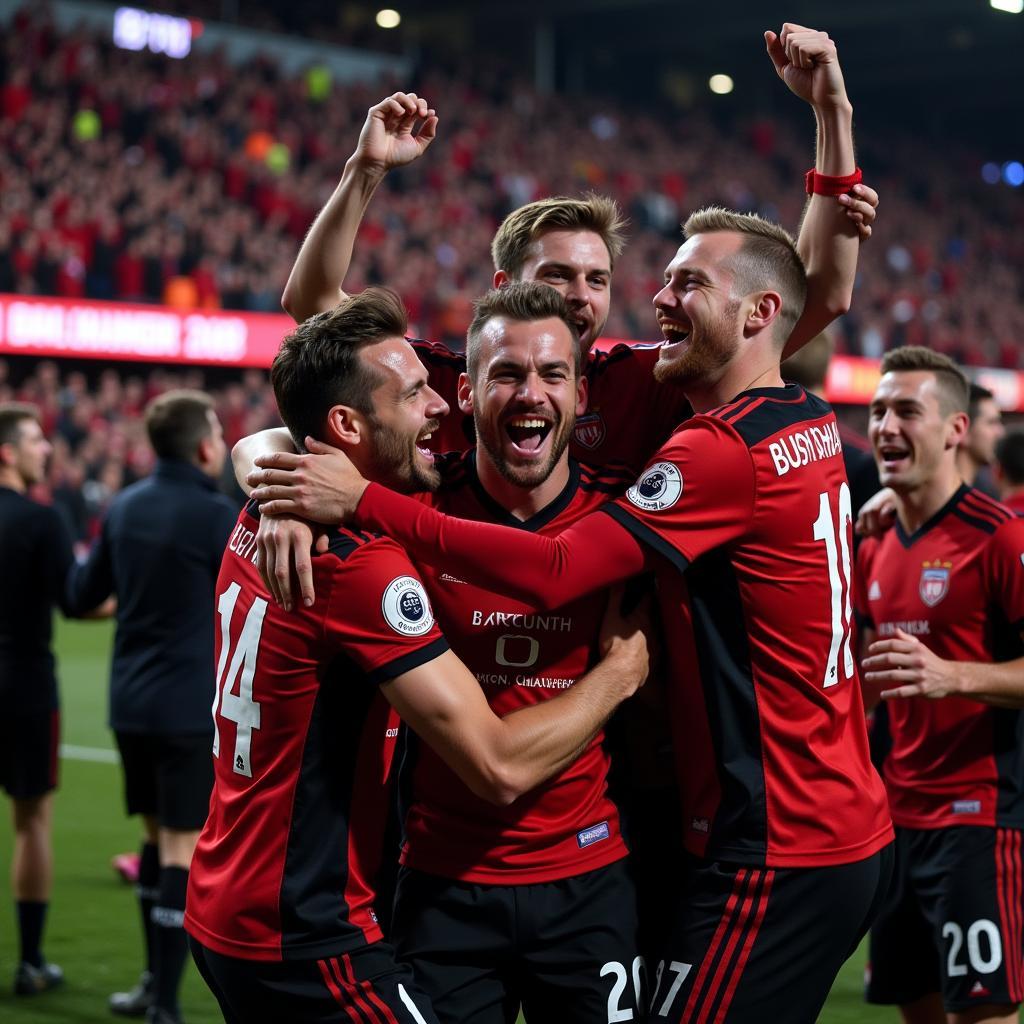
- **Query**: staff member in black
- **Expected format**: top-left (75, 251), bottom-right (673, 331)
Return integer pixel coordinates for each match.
top-left (0, 403), bottom-right (75, 996)
top-left (68, 390), bottom-right (237, 1024)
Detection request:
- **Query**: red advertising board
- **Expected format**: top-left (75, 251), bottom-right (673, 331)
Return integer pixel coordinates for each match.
top-left (0, 294), bottom-right (293, 368)
top-left (2, 294), bottom-right (1021, 410)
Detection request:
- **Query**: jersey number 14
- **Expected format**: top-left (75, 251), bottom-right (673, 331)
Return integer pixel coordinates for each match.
top-left (212, 582), bottom-right (267, 777)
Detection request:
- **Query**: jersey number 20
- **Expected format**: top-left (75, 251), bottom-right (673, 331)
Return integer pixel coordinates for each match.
top-left (212, 582), bottom-right (267, 778)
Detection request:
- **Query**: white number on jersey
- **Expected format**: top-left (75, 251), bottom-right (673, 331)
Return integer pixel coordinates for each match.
top-left (212, 582), bottom-right (267, 777)
top-left (812, 482), bottom-right (855, 688)
top-left (653, 960), bottom-right (693, 1017)
top-left (599, 957), bottom-right (645, 1022)
top-left (943, 919), bottom-right (1003, 977)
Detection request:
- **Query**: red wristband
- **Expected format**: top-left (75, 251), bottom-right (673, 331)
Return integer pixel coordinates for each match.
top-left (805, 167), bottom-right (863, 196)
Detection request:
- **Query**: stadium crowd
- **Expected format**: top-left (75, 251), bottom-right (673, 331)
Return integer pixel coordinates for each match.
top-left (1, 5), bottom-right (1023, 366)
top-left (0, 357), bottom-right (276, 543)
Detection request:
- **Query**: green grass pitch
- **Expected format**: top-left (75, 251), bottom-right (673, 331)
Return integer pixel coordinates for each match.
top-left (0, 618), bottom-right (890, 1022)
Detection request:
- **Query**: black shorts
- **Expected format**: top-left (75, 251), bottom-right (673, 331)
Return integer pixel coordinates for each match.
top-left (115, 731), bottom-right (214, 830)
top-left (190, 937), bottom-right (439, 1024)
top-left (650, 845), bottom-right (893, 1024)
top-left (392, 858), bottom-right (644, 1024)
top-left (867, 826), bottom-right (1024, 1012)
top-left (0, 706), bottom-right (59, 800)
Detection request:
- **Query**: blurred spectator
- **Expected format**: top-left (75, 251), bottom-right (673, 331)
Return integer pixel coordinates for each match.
top-left (3, 358), bottom-right (279, 543)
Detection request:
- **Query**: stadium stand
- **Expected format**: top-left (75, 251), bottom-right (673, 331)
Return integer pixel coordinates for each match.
top-left (2, 5), bottom-right (1023, 365)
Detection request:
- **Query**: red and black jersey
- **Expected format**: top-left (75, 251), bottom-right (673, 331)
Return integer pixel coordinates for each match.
top-left (411, 338), bottom-right (690, 474)
top-left (185, 502), bottom-right (448, 962)
top-left (604, 385), bottom-right (893, 868)
top-left (1003, 490), bottom-right (1024, 517)
top-left (352, 385), bottom-right (894, 871)
top-left (402, 452), bottom-right (634, 884)
top-left (854, 485), bottom-right (1024, 830)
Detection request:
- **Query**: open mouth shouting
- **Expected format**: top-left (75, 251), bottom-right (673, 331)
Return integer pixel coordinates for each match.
top-left (504, 414), bottom-right (555, 458)
top-left (415, 422), bottom-right (438, 463)
top-left (658, 316), bottom-right (691, 353)
top-left (877, 443), bottom-right (911, 474)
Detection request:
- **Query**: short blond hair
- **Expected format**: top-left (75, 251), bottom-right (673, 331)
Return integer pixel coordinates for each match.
top-left (491, 194), bottom-right (627, 278)
top-left (683, 207), bottom-right (807, 342)
top-left (880, 346), bottom-right (969, 415)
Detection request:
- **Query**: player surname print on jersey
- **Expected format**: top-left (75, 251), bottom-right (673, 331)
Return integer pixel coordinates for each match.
top-left (382, 576), bottom-right (435, 636)
top-left (626, 461), bottom-right (682, 512)
top-left (768, 419), bottom-right (842, 476)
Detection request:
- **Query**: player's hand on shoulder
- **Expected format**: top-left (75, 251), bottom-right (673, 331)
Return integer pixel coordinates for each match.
top-left (249, 437), bottom-right (368, 525)
top-left (862, 628), bottom-right (959, 700)
top-left (353, 92), bottom-right (438, 174)
top-left (765, 24), bottom-right (849, 112)
top-left (840, 183), bottom-right (878, 242)
top-left (256, 513), bottom-right (328, 611)
top-left (855, 487), bottom-right (897, 538)
top-left (598, 583), bottom-right (655, 699)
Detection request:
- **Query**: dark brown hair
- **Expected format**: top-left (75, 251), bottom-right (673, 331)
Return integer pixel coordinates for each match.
top-left (144, 390), bottom-right (216, 461)
top-left (271, 287), bottom-right (409, 444)
top-left (466, 282), bottom-right (580, 381)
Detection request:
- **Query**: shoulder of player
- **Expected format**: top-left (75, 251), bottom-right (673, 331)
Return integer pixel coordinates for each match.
top-left (953, 487), bottom-right (1019, 538)
top-left (586, 341), bottom-right (661, 376)
top-left (408, 336), bottom-right (466, 370)
top-left (697, 385), bottom-right (834, 449)
top-left (577, 458), bottom-right (636, 495)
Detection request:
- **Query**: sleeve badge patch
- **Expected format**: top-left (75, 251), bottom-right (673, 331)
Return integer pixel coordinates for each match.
top-left (382, 576), bottom-right (435, 636)
top-left (626, 461), bottom-right (683, 512)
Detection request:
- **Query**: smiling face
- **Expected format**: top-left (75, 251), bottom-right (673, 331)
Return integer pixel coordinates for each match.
top-left (497, 229), bottom-right (611, 354)
top-left (466, 315), bottom-right (585, 490)
top-left (652, 231), bottom-right (747, 389)
top-left (869, 370), bottom-right (968, 493)
top-left (360, 337), bottom-right (449, 493)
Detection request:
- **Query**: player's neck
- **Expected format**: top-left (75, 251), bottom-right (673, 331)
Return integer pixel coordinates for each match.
top-left (954, 449), bottom-right (979, 486)
top-left (894, 466), bottom-right (964, 535)
top-left (475, 452), bottom-right (570, 522)
top-left (686, 362), bottom-right (785, 414)
top-left (0, 467), bottom-right (26, 493)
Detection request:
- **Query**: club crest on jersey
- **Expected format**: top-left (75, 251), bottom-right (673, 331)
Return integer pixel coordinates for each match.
top-left (626, 461), bottom-right (682, 512)
top-left (573, 412), bottom-right (606, 450)
top-left (382, 576), bottom-right (434, 636)
top-left (919, 560), bottom-right (952, 608)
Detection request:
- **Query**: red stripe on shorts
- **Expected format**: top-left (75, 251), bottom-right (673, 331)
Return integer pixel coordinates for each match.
top-left (712, 870), bottom-right (775, 1023)
top-left (680, 869), bottom-right (749, 1022)
top-left (317, 959), bottom-right (363, 1023)
top-left (342, 952), bottom-right (399, 1024)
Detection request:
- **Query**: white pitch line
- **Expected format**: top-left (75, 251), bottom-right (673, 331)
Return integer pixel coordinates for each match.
top-left (60, 744), bottom-right (118, 764)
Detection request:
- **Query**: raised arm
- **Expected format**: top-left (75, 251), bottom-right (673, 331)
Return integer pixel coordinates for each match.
top-left (232, 428), bottom-right (295, 495)
top-left (385, 588), bottom-right (650, 805)
top-left (765, 24), bottom-right (869, 358)
top-left (281, 93), bottom-right (438, 322)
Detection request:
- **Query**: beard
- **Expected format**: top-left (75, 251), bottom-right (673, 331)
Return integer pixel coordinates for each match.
top-left (368, 416), bottom-right (441, 494)
top-left (476, 409), bottom-right (575, 490)
top-left (653, 300), bottom-right (741, 389)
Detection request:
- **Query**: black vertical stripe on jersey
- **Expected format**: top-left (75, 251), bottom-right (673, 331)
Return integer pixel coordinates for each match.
top-left (685, 550), bottom-right (768, 862)
top-left (278, 652), bottom-right (380, 958)
top-left (989, 602), bottom-right (1024, 827)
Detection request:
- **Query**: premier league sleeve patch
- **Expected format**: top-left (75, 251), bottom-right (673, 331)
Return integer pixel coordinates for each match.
top-left (626, 461), bottom-right (683, 512)
top-left (381, 576), bottom-right (435, 636)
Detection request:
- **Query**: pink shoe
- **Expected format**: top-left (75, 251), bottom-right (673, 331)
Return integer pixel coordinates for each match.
top-left (112, 852), bottom-right (140, 884)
